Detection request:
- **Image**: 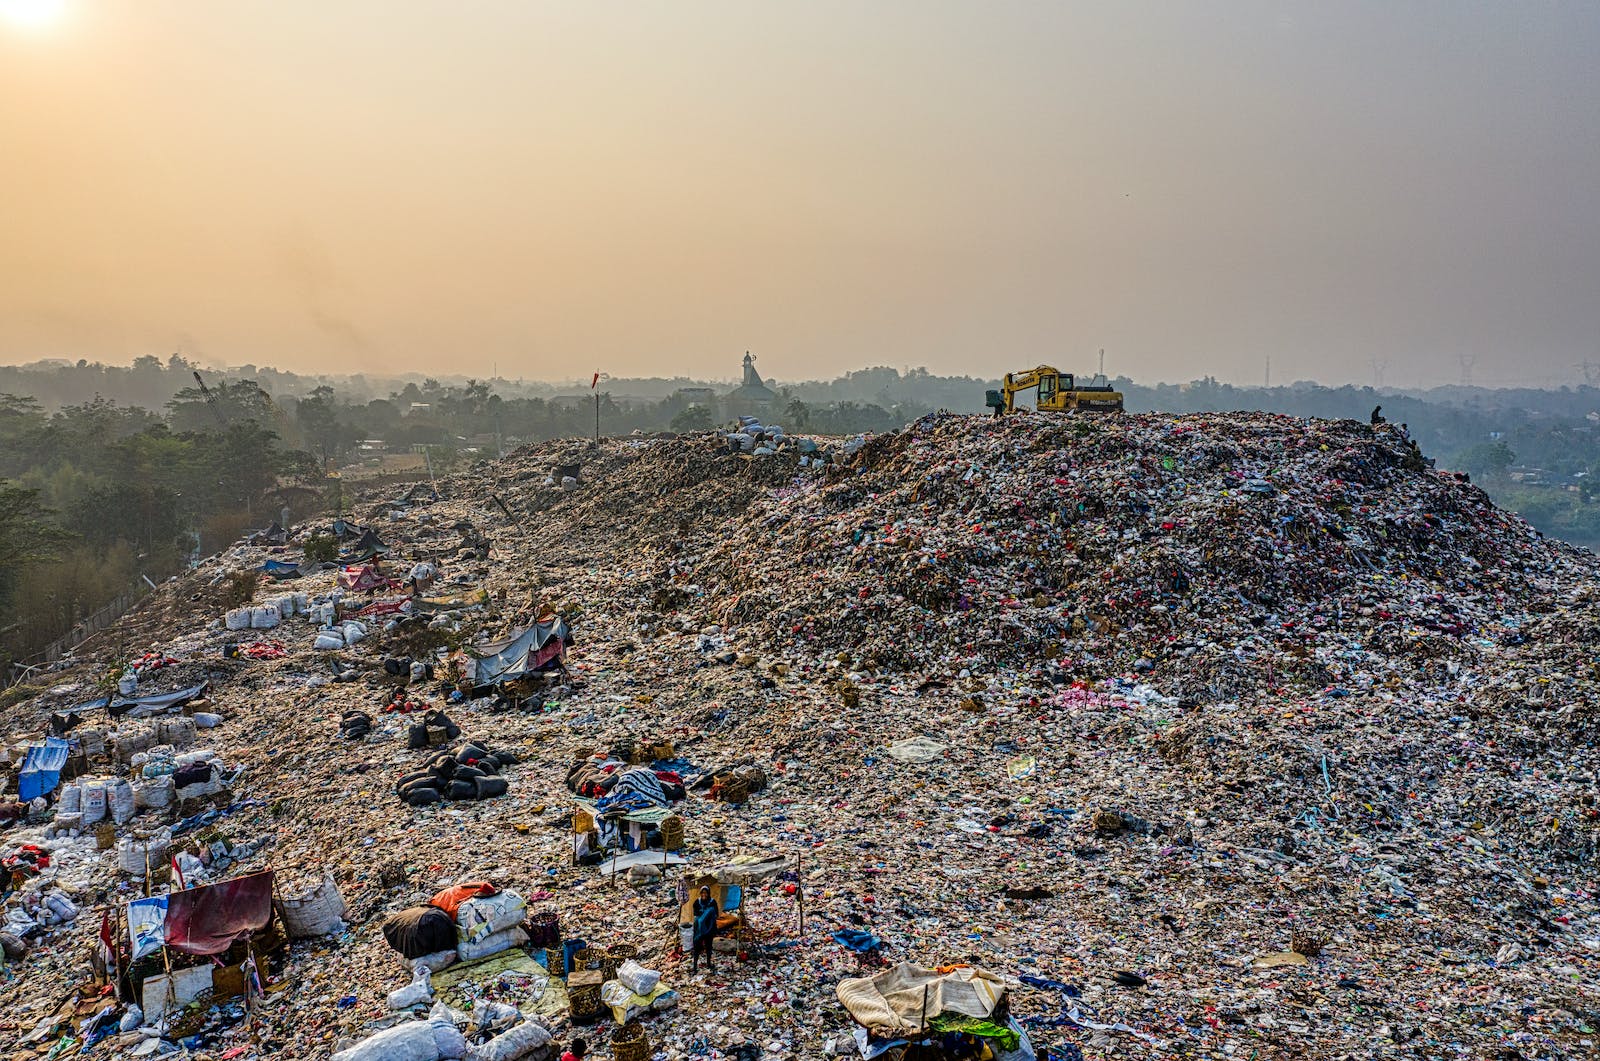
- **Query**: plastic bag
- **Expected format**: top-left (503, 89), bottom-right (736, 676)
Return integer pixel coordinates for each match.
top-left (80, 782), bottom-right (107, 825)
top-left (108, 779), bottom-right (136, 824)
top-left (616, 958), bottom-right (660, 996)
top-left (468, 1020), bottom-right (551, 1061)
top-left (457, 891), bottom-right (527, 944)
top-left (456, 925), bottom-right (527, 962)
top-left (387, 967), bottom-right (434, 1010)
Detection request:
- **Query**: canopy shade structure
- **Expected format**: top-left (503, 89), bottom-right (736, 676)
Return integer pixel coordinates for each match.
top-left (467, 615), bottom-right (572, 689)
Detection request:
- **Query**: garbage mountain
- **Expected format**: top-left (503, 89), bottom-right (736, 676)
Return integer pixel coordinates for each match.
top-left (1, 411), bottom-right (1596, 1060)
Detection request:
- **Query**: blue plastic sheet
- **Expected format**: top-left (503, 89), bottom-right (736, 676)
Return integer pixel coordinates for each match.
top-left (17, 737), bottom-right (71, 801)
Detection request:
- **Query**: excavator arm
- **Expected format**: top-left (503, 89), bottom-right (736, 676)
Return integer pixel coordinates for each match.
top-left (987, 366), bottom-right (1068, 414)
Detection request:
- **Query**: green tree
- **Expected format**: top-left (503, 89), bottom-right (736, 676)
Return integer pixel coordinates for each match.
top-left (0, 483), bottom-right (71, 654)
top-left (784, 398), bottom-right (811, 429)
top-left (1451, 440), bottom-right (1515, 481)
top-left (670, 405), bottom-right (715, 432)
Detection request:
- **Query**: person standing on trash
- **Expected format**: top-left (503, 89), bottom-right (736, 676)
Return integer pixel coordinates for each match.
top-left (691, 885), bottom-right (719, 974)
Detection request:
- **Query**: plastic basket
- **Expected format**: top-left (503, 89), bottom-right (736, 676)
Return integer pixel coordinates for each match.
top-left (526, 910), bottom-right (560, 948)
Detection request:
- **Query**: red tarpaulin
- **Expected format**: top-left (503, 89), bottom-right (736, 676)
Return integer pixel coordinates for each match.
top-left (163, 870), bottom-right (276, 956)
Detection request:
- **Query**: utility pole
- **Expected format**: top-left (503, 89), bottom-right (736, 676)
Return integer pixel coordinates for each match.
top-left (1098, 348), bottom-right (1105, 377)
top-left (1370, 357), bottom-right (1388, 390)
top-left (591, 372), bottom-right (609, 447)
top-left (1265, 355), bottom-right (1271, 389)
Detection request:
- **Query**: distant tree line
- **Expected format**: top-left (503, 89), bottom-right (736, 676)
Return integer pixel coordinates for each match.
top-left (8, 356), bottom-right (1600, 672)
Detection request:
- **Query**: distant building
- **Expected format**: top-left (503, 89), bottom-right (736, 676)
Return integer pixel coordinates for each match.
top-left (723, 352), bottom-right (778, 420)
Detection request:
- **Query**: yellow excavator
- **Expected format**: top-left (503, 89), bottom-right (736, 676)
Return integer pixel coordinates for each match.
top-left (986, 366), bottom-right (1124, 416)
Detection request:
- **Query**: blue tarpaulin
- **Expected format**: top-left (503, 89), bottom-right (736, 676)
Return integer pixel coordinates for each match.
top-left (18, 737), bottom-right (71, 801)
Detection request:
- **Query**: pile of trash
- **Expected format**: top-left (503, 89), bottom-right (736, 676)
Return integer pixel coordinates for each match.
top-left (691, 412), bottom-right (1590, 687)
top-left (2, 411), bottom-right (1598, 1061)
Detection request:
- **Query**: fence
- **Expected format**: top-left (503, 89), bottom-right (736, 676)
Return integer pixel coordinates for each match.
top-left (5, 584), bottom-right (151, 685)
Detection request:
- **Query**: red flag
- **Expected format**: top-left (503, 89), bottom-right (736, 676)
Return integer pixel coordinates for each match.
top-left (98, 909), bottom-right (116, 969)
top-left (591, 372), bottom-right (599, 389)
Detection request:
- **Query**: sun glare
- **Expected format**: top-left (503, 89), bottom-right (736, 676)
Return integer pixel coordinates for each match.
top-left (0, 0), bottom-right (66, 32)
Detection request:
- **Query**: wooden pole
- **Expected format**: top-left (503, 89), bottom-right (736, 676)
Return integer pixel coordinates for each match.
top-left (795, 851), bottom-right (804, 938)
top-left (919, 984), bottom-right (929, 1039)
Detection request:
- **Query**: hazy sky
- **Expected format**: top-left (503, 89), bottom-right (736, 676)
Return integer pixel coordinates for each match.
top-left (3, 2), bottom-right (1597, 387)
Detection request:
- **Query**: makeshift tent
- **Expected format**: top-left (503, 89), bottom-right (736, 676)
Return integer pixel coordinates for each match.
top-left (109, 682), bottom-right (210, 719)
top-left (248, 522), bottom-right (286, 545)
top-left (338, 565), bottom-right (397, 593)
top-left (261, 558), bottom-right (317, 580)
top-left (467, 615), bottom-right (572, 689)
top-left (69, 681), bottom-right (209, 719)
top-left (338, 529), bottom-right (390, 563)
top-left (18, 737), bottom-right (71, 801)
top-left (163, 870), bottom-right (277, 955)
top-left (573, 795), bottom-right (675, 860)
top-left (331, 517), bottom-right (365, 540)
top-left (676, 852), bottom-right (798, 954)
top-left (837, 962), bottom-right (1010, 1039)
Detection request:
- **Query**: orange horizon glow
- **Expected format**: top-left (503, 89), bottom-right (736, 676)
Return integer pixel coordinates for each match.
top-left (1, 2), bottom-right (1598, 388)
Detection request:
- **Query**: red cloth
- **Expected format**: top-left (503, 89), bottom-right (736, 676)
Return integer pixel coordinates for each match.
top-left (163, 870), bottom-right (276, 956)
top-left (428, 881), bottom-right (499, 919)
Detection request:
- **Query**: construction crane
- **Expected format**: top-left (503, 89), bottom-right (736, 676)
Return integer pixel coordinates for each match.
top-left (191, 370), bottom-right (229, 427)
top-left (985, 366), bottom-right (1124, 416)
top-left (192, 369), bottom-right (297, 438)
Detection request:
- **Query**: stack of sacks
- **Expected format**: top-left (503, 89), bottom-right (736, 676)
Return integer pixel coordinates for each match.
top-left (339, 711), bottom-right (373, 740)
top-left (315, 619), bottom-right (369, 651)
top-left (382, 905), bottom-right (460, 975)
top-left (396, 743), bottom-right (516, 806)
top-left (454, 888), bottom-right (528, 962)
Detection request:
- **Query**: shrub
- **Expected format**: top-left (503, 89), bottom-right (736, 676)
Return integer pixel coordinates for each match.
top-left (301, 533), bottom-right (339, 564)
top-left (221, 570), bottom-right (259, 609)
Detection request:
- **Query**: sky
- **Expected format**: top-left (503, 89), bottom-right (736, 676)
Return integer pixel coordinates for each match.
top-left (2, 1), bottom-right (1598, 388)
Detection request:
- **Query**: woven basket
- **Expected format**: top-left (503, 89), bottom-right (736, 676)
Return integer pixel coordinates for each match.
top-left (568, 984), bottom-right (602, 1023)
top-left (720, 776), bottom-right (750, 804)
top-left (543, 947), bottom-right (564, 975)
top-left (611, 1020), bottom-right (650, 1061)
top-left (648, 740), bottom-right (674, 761)
top-left (572, 808), bottom-right (596, 834)
top-left (607, 942), bottom-right (638, 962)
top-left (95, 823), bottom-right (116, 850)
top-left (599, 957), bottom-right (619, 982)
top-left (572, 947), bottom-right (602, 971)
top-left (660, 814), bottom-right (685, 851)
top-left (277, 874), bottom-right (347, 939)
top-left (1289, 928), bottom-right (1326, 958)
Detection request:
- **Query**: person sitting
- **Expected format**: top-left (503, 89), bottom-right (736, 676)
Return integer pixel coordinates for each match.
top-left (560, 1038), bottom-right (588, 1061)
top-left (1370, 405), bottom-right (1385, 425)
